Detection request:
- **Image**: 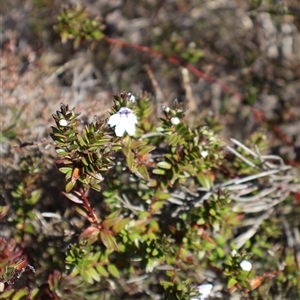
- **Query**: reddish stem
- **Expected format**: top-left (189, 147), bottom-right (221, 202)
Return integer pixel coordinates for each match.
top-left (79, 187), bottom-right (101, 227)
top-left (105, 37), bottom-right (241, 99)
top-left (104, 36), bottom-right (294, 148)
top-left (171, 242), bottom-right (184, 283)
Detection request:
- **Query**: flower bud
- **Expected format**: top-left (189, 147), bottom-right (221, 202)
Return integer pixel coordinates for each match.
top-left (171, 117), bottom-right (180, 125)
top-left (240, 260), bottom-right (252, 271)
top-left (59, 119), bottom-right (68, 127)
top-left (200, 150), bottom-right (208, 158)
top-left (164, 106), bottom-right (170, 113)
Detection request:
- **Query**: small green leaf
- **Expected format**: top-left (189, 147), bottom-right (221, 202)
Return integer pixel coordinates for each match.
top-left (126, 151), bottom-right (134, 171)
top-left (0, 289), bottom-right (14, 299)
top-left (89, 267), bottom-right (100, 282)
top-left (100, 231), bottom-right (120, 252)
top-left (160, 280), bottom-right (174, 289)
top-left (77, 135), bottom-right (87, 147)
top-left (102, 216), bottom-right (123, 228)
top-left (96, 265), bottom-right (109, 277)
top-left (197, 173), bottom-right (214, 189)
top-left (79, 226), bottom-right (100, 245)
top-left (61, 31), bottom-right (69, 43)
top-left (65, 180), bottom-right (76, 192)
top-left (107, 264), bottom-right (120, 279)
top-left (152, 248), bottom-right (159, 256)
top-left (209, 208), bottom-right (216, 216)
top-left (0, 205), bottom-right (9, 219)
top-left (24, 223), bottom-right (35, 234)
top-left (75, 206), bottom-right (88, 218)
top-left (27, 189), bottom-right (41, 205)
top-left (82, 269), bottom-right (93, 284)
top-left (151, 201), bottom-right (165, 213)
top-left (59, 167), bottom-right (73, 174)
top-left (12, 288), bottom-right (29, 300)
top-left (155, 191), bottom-right (170, 200)
top-left (139, 145), bottom-right (156, 156)
top-left (136, 165), bottom-right (150, 180)
top-left (147, 179), bottom-right (157, 187)
top-left (112, 218), bottom-right (130, 234)
top-left (227, 278), bottom-right (237, 289)
top-left (134, 218), bottom-right (150, 229)
top-left (152, 168), bottom-right (166, 175)
top-left (156, 161), bottom-right (172, 169)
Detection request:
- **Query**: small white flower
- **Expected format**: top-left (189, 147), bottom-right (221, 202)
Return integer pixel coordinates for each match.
top-left (164, 106), bottom-right (170, 113)
top-left (190, 283), bottom-right (213, 300)
top-left (201, 150), bottom-right (209, 158)
top-left (127, 93), bottom-right (136, 102)
top-left (231, 249), bottom-right (237, 256)
top-left (59, 119), bottom-right (68, 127)
top-left (240, 260), bottom-right (252, 271)
top-left (171, 117), bottom-right (180, 125)
top-left (108, 107), bottom-right (138, 137)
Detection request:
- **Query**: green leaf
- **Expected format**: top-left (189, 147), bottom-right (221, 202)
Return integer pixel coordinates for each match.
top-left (89, 267), bottom-right (100, 282)
top-left (197, 173), bottom-right (213, 189)
top-left (155, 191), bottom-right (170, 200)
top-left (152, 248), bottom-right (159, 256)
top-left (0, 289), bottom-right (14, 299)
top-left (209, 208), bottom-right (216, 216)
top-left (102, 215), bottom-right (123, 228)
top-left (156, 161), bottom-right (172, 169)
top-left (160, 280), bottom-right (174, 289)
top-left (82, 269), bottom-right (93, 284)
top-left (147, 179), bottom-right (157, 187)
top-left (12, 288), bottom-right (29, 300)
top-left (126, 151), bottom-right (134, 171)
top-left (151, 201), bottom-right (165, 214)
top-left (24, 223), bottom-right (35, 234)
top-left (61, 30), bottom-right (69, 43)
top-left (59, 167), bottom-right (73, 175)
top-left (227, 278), bottom-right (237, 289)
top-left (152, 168), bottom-right (166, 175)
top-left (112, 218), bottom-right (130, 234)
top-left (77, 135), bottom-right (87, 147)
top-left (100, 231), bottom-right (120, 252)
top-left (27, 189), bottom-right (41, 205)
top-left (65, 180), bottom-right (76, 192)
top-left (139, 145), bottom-right (156, 156)
top-left (79, 226), bottom-right (100, 245)
top-left (0, 205), bottom-right (9, 219)
top-left (107, 264), bottom-right (120, 279)
top-left (96, 265), bottom-right (109, 277)
top-left (136, 165), bottom-right (150, 180)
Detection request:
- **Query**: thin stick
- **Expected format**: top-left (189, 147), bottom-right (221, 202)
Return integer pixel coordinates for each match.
top-left (145, 64), bottom-right (165, 118)
top-left (79, 187), bottom-right (101, 227)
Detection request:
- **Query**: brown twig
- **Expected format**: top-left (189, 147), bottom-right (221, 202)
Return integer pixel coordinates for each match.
top-left (79, 187), bottom-right (101, 227)
top-left (145, 64), bottom-right (165, 118)
top-left (105, 36), bottom-right (240, 99)
top-left (104, 36), bottom-right (294, 148)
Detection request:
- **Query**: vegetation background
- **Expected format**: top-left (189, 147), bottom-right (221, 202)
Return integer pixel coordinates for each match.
top-left (1, 0), bottom-right (300, 299)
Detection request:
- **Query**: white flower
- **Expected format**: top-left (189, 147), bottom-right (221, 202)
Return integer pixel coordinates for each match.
top-left (240, 260), bottom-right (252, 271)
top-left (190, 283), bottom-right (213, 300)
top-left (127, 93), bottom-right (136, 102)
top-left (163, 106), bottom-right (170, 113)
top-left (171, 117), bottom-right (180, 125)
top-left (59, 119), bottom-right (68, 127)
top-left (200, 150), bottom-right (209, 158)
top-left (108, 107), bottom-right (137, 137)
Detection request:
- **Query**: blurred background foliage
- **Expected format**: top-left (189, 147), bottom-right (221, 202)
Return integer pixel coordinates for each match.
top-left (1, 0), bottom-right (300, 299)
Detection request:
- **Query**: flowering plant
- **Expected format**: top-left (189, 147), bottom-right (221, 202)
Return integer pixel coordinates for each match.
top-left (1, 3), bottom-right (299, 300)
